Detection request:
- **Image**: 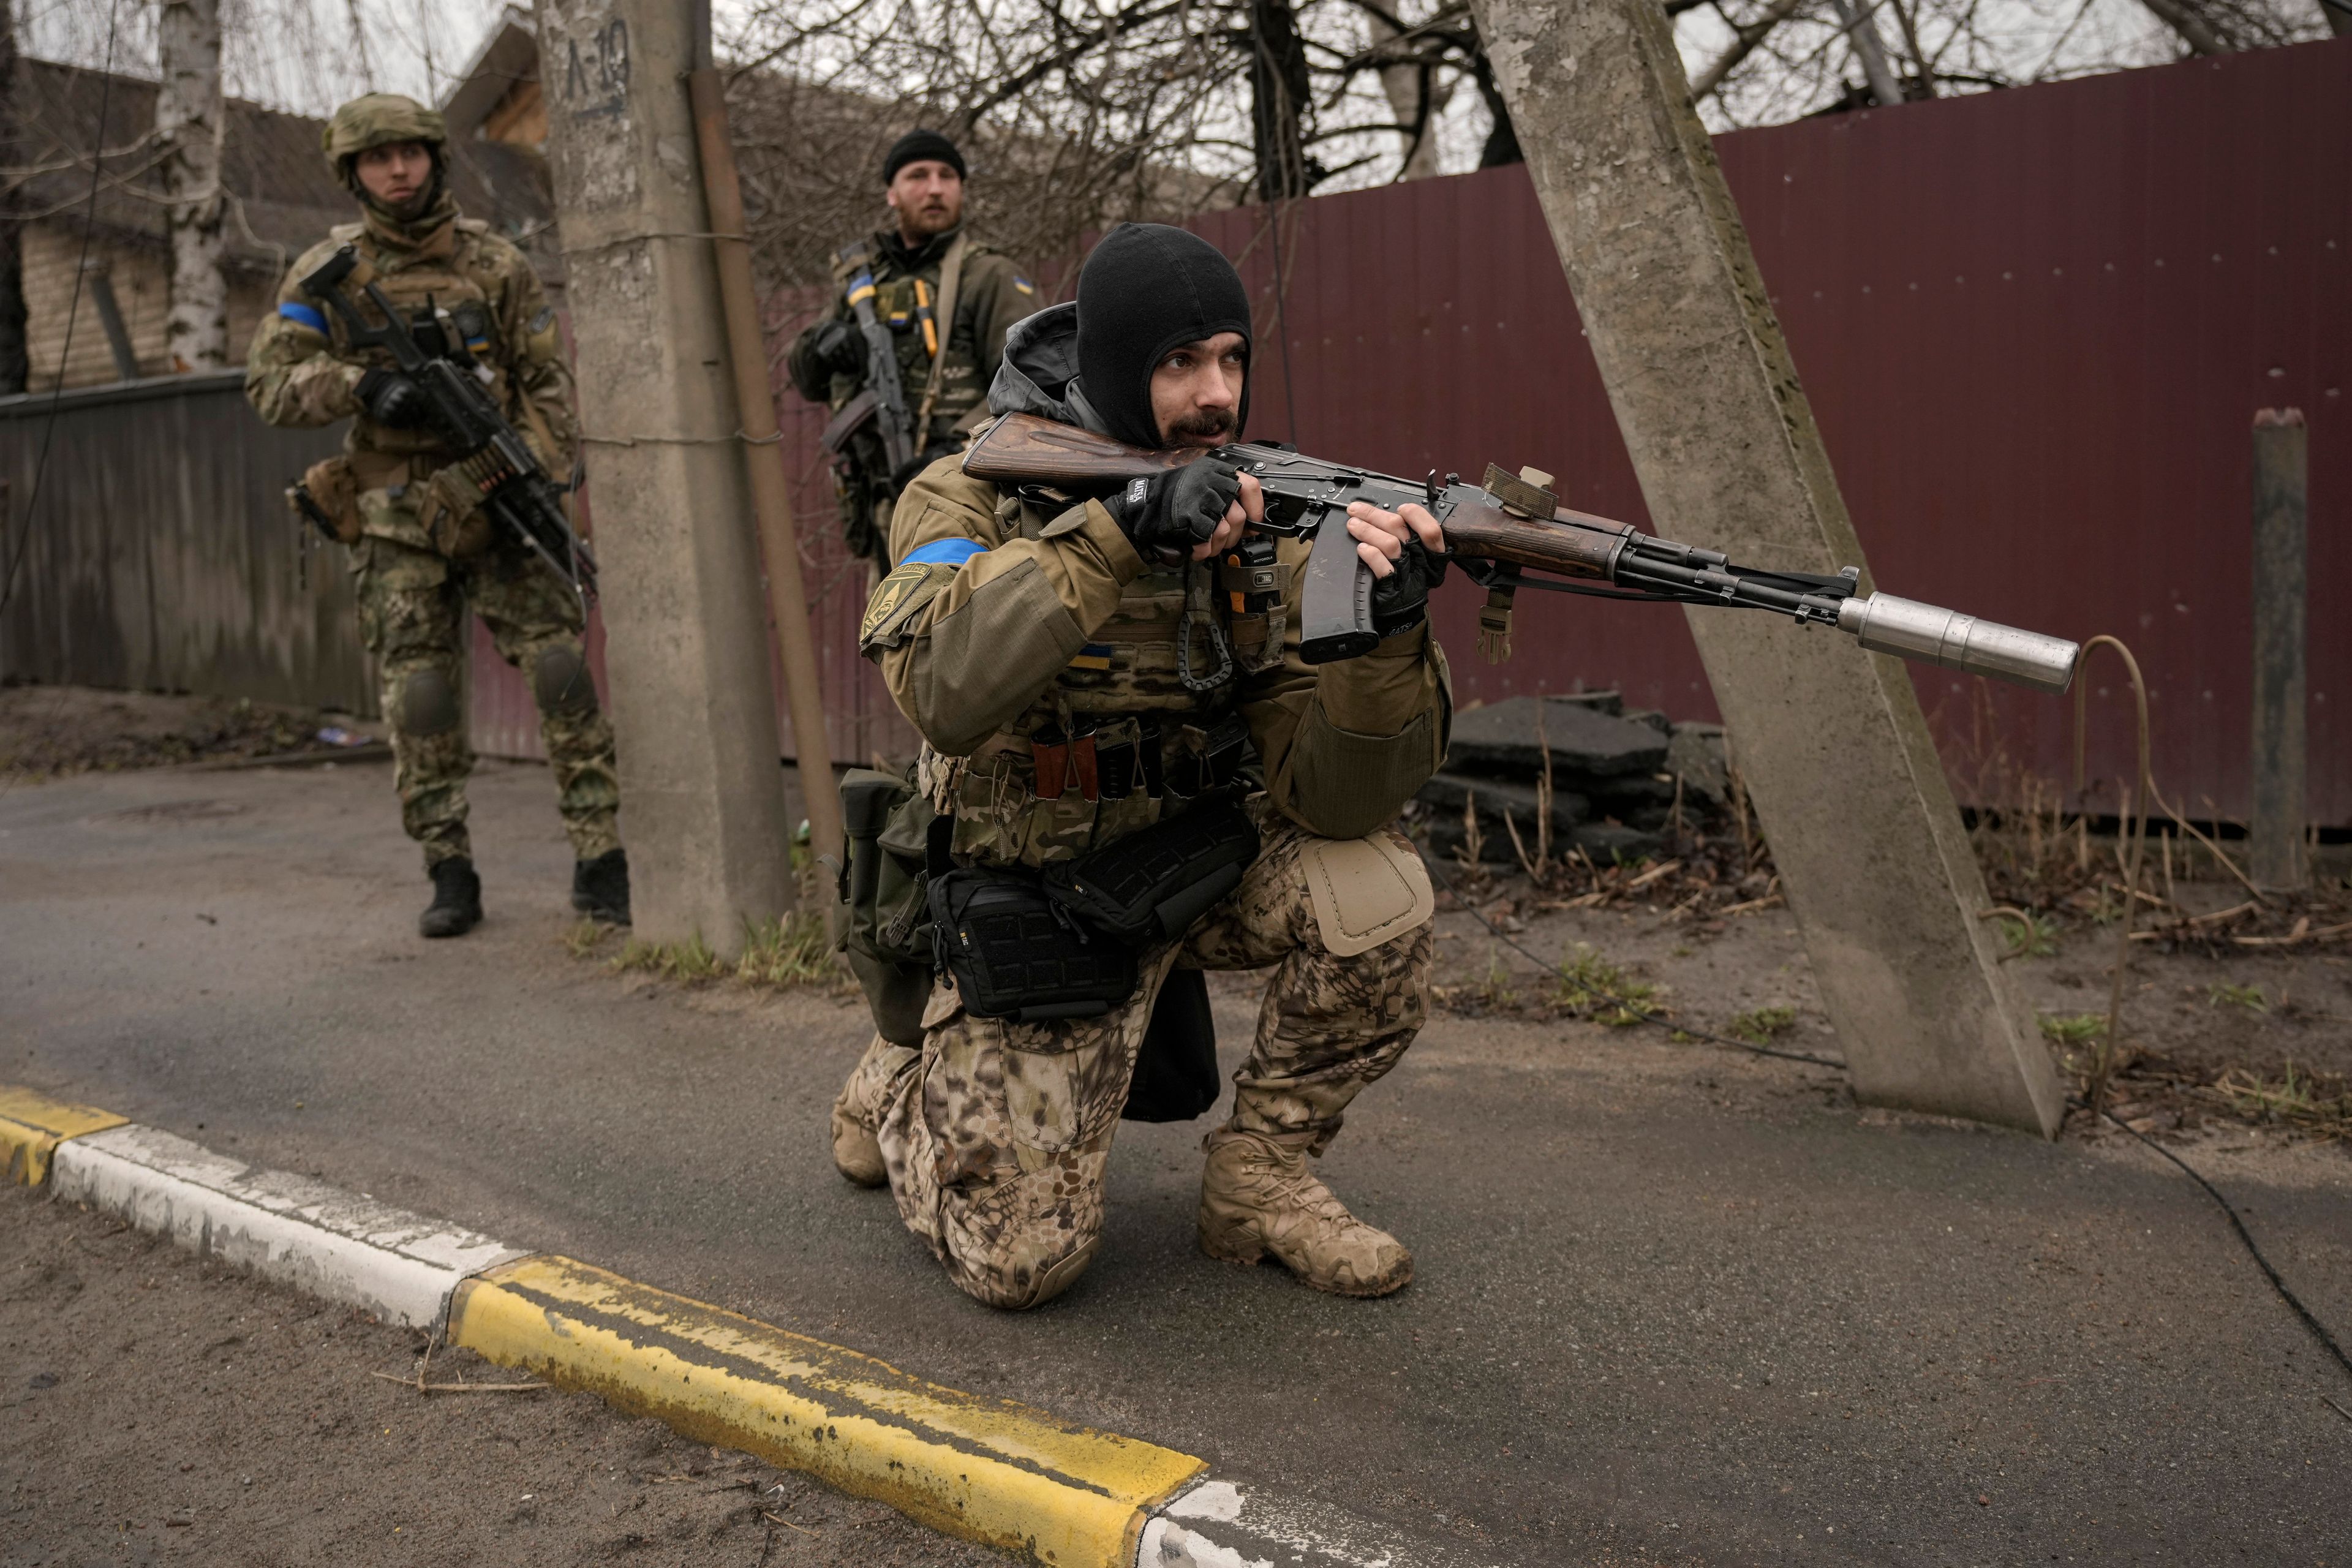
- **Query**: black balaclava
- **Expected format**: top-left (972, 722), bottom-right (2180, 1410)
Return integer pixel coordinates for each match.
top-left (1074, 223), bottom-right (1251, 451)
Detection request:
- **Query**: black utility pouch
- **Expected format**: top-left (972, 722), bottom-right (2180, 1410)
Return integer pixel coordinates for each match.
top-left (929, 868), bottom-right (1138, 1023)
top-left (1042, 797), bottom-right (1261, 946)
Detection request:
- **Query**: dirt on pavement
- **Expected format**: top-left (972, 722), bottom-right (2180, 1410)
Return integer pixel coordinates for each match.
top-left (0, 683), bottom-right (377, 783)
top-left (0, 1185), bottom-right (1013, 1568)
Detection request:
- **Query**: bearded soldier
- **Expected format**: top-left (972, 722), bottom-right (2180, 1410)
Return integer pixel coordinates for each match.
top-left (785, 129), bottom-right (1038, 565)
top-left (829, 224), bottom-right (1452, 1308)
top-left (246, 94), bottom-right (628, 938)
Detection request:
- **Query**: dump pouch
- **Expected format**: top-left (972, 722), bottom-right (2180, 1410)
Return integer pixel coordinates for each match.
top-left (928, 867), bottom-right (1138, 1023)
top-left (1042, 797), bottom-right (1260, 947)
top-left (837, 767), bottom-right (938, 1046)
top-left (1121, 967), bottom-right (1221, 1123)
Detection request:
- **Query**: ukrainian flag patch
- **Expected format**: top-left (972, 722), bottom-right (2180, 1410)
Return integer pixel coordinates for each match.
top-left (1068, 643), bottom-right (1114, 672)
top-left (1012, 275), bottom-right (1036, 296)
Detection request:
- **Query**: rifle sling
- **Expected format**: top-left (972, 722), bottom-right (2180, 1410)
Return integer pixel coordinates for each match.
top-left (913, 230), bottom-right (968, 437)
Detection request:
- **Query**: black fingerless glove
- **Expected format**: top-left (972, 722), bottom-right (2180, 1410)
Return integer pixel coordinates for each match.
top-left (1369, 533), bottom-right (1449, 636)
top-left (1103, 458), bottom-right (1241, 556)
top-left (355, 366), bottom-right (431, 429)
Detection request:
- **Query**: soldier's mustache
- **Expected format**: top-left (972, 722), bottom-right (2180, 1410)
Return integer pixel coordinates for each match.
top-left (1164, 408), bottom-right (1238, 446)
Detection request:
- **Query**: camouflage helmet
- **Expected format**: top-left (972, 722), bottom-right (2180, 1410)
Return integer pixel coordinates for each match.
top-left (321, 94), bottom-right (446, 170)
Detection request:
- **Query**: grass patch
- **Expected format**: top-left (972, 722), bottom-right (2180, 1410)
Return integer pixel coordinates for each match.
top-left (2038, 1012), bottom-right (2106, 1048)
top-left (1728, 1005), bottom-right (1798, 1046)
top-left (580, 910), bottom-right (850, 995)
top-left (1474, 946), bottom-right (1518, 1009)
top-left (2206, 982), bottom-right (2267, 1014)
top-left (736, 911), bottom-right (843, 989)
top-left (2209, 1065), bottom-right (2350, 1141)
top-left (1554, 943), bottom-right (1657, 1027)
top-left (1988, 909), bottom-right (2060, 959)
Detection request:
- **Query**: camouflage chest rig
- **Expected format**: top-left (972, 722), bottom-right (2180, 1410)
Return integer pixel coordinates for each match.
top-left (926, 491), bottom-right (1300, 871)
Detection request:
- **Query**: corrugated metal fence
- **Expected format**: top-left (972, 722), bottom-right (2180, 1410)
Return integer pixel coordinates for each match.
top-left (14, 40), bottom-right (2344, 824)
top-left (0, 371), bottom-right (371, 714)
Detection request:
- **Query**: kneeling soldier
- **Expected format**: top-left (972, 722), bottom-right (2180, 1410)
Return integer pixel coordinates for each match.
top-left (831, 224), bottom-right (1452, 1308)
top-left (246, 94), bottom-right (627, 938)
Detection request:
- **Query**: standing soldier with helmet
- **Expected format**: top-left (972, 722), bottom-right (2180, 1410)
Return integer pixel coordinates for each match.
top-left (786, 129), bottom-right (1039, 567)
top-left (246, 94), bottom-right (630, 939)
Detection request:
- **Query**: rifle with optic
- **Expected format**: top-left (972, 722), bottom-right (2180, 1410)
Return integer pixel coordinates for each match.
top-left (960, 412), bottom-right (2081, 693)
top-left (298, 245), bottom-right (597, 604)
top-left (817, 242), bottom-right (919, 478)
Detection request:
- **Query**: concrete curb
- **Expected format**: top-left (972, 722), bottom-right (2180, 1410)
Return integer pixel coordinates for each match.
top-left (4, 1085), bottom-right (1490, 1568)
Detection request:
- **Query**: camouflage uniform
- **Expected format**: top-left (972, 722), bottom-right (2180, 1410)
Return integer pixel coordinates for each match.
top-left (244, 96), bottom-right (619, 872)
top-left (834, 311), bottom-right (1450, 1306)
top-left (784, 228), bottom-right (1038, 564)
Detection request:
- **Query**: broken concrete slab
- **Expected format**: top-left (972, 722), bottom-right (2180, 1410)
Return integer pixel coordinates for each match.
top-left (1665, 723), bottom-right (1728, 804)
top-left (1444, 696), bottom-right (1671, 781)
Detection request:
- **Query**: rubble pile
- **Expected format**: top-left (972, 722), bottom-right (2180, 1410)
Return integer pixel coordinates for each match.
top-left (1408, 691), bottom-right (1727, 865)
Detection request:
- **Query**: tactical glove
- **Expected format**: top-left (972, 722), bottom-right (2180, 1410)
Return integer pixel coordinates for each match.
top-left (812, 318), bottom-right (865, 377)
top-left (1369, 532), bottom-right (1449, 637)
top-left (1104, 457), bottom-right (1241, 556)
top-left (355, 366), bottom-right (432, 430)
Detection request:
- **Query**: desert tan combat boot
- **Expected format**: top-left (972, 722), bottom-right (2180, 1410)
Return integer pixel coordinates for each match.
top-left (1197, 1125), bottom-right (1412, 1297)
top-left (829, 1038), bottom-right (914, 1188)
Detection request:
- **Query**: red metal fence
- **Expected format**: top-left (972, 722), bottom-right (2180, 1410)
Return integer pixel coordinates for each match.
top-left (477, 37), bottom-right (2348, 826)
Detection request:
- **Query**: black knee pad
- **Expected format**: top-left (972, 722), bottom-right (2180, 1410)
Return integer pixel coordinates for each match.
top-left (532, 646), bottom-right (598, 715)
top-left (398, 666), bottom-right (461, 737)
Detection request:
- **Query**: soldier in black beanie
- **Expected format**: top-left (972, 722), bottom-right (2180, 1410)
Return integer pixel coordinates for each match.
top-left (785, 128), bottom-right (1038, 564)
top-left (827, 221), bottom-right (1453, 1311)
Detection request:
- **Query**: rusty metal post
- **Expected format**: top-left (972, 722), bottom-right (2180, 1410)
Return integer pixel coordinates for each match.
top-left (2249, 409), bottom-right (2308, 891)
top-left (687, 62), bottom-right (845, 876)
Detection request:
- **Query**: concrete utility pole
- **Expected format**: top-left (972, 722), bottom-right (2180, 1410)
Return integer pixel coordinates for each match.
top-left (2248, 409), bottom-right (2308, 892)
top-left (538, 0), bottom-right (796, 956)
top-left (1468, 0), bottom-right (2065, 1134)
top-left (156, 0), bottom-right (228, 372)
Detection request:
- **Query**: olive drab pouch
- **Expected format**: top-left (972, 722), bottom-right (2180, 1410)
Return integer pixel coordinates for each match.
top-left (927, 867), bottom-right (1137, 1023)
top-left (836, 767), bottom-right (938, 1047)
top-left (298, 456), bottom-right (364, 545)
top-left (1041, 796), bottom-right (1260, 947)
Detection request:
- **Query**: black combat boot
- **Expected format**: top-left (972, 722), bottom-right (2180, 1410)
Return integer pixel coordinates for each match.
top-left (419, 856), bottom-right (483, 939)
top-left (571, 848), bottom-right (631, 926)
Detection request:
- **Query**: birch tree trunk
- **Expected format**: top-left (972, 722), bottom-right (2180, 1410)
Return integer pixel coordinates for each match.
top-left (157, 0), bottom-right (228, 373)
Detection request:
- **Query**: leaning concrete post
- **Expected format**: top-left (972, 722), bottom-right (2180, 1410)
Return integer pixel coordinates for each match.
top-left (2248, 409), bottom-right (2308, 892)
top-left (537, 0), bottom-right (794, 956)
top-left (1469, 0), bottom-right (2064, 1133)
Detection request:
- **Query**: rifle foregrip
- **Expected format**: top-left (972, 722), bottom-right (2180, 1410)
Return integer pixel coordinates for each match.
top-left (1839, 594), bottom-right (2079, 694)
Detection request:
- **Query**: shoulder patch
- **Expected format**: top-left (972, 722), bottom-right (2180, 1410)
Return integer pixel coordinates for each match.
top-left (1012, 275), bottom-right (1036, 296)
top-left (859, 559), bottom-right (960, 650)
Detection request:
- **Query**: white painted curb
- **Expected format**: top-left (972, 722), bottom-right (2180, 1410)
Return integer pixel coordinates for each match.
top-left (50, 1124), bottom-right (528, 1330)
top-left (1137, 1478), bottom-right (1502, 1568)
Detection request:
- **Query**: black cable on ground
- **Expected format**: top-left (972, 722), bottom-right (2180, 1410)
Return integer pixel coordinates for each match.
top-left (1430, 852), bottom-right (2350, 1386)
top-left (2087, 1098), bottom-right (2352, 1384)
top-left (1424, 856), bottom-right (1845, 1070)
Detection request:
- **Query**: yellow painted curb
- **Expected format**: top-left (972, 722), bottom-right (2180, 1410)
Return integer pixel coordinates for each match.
top-left (0, 1085), bottom-right (127, 1186)
top-left (449, 1256), bottom-right (1205, 1567)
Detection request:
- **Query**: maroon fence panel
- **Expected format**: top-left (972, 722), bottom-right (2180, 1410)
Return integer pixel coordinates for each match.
top-left (481, 39), bottom-right (2348, 826)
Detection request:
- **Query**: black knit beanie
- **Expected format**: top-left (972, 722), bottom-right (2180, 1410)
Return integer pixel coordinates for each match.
top-left (882, 129), bottom-right (966, 184)
top-left (1074, 224), bottom-right (1252, 450)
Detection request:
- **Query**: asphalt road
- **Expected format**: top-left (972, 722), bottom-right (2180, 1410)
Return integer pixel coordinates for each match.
top-left (4, 760), bottom-right (2348, 1565)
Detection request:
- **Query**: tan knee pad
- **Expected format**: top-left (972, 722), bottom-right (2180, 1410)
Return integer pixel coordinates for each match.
top-left (531, 645), bottom-right (598, 715)
top-left (396, 665), bottom-right (462, 737)
top-left (1300, 831), bottom-right (1434, 957)
top-left (962, 1232), bottom-right (1100, 1311)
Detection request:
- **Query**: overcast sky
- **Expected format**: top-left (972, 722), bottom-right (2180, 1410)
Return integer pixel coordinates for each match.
top-left (22, 0), bottom-right (2212, 160)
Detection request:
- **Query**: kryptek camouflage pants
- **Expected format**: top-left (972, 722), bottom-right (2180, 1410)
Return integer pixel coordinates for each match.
top-left (856, 805), bottom-right (1432, 1310)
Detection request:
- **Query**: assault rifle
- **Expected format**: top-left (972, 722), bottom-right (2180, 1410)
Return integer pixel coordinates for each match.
top-left (298, 245), bottom-right (597, 603)
top-left (819, 243), bottom-right (918, 477)
top-left (962, 413), bottom-right (2081, 694)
